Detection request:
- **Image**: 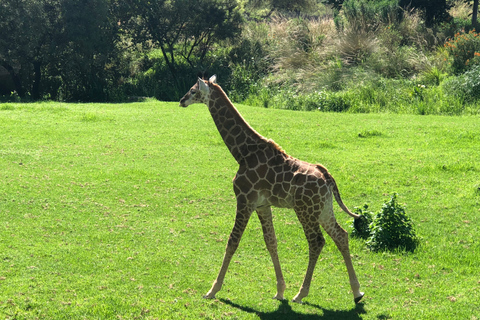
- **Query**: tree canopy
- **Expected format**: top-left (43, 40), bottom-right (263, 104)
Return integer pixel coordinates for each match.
top-left (0, 0), bottom-right (476, 102)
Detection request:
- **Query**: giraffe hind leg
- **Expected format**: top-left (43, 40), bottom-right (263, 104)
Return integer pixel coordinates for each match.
top-left (320, 211), bottom-right (364, 303)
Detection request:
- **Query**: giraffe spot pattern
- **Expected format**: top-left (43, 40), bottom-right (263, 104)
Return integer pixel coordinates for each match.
top-left (179, 78), bottom-right (363, 303)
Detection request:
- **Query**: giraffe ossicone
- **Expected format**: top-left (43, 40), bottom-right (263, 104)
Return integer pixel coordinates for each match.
top-left (179, 75), bottom-right (365, 304)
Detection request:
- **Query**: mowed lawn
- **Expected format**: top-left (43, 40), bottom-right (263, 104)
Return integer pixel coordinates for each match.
top-left (0, 101), bottom-right (479, 319)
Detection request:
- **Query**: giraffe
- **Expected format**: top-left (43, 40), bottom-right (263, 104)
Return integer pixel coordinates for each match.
top-left (179, 75), bottom-right (365, 304)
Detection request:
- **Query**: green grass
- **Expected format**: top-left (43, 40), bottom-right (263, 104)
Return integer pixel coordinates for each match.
top-left (0, 101), bottom-right (479, 319)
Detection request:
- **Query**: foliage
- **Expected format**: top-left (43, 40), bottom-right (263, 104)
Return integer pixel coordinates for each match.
top-left (340, 0), bottom-right (401, 32)
top-left (350, 204), bottom-right (374, 240)
top-left (325, 0), bottom-right (452, 27)
top-left (0, 0), bottom-right (119, 101)
top-left (398, 0), bottom-right (451, 26)
top-left (444, 29), bottom-right (480, 73)
top-left (365, 194), bottom-right (420, 253)
top-left (350, 195), bottom-right (420, 253)
top-left (442, 64), bottom-right (480, 102)
top-left (0, 0), bottom-right (478, 104)
top-left (0, 0), bottom-right (59, 99)
top-left (118, 0), bottom-right (242, 94)
top-left (242, 73), bottom-right (479, 115)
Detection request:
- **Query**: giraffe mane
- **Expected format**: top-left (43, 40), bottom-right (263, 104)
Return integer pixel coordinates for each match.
top-left (209, 81), bottom-right (288, 156)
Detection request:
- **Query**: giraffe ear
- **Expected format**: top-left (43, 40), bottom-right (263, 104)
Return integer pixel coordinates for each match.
top-left (209, 75), bottom-right (217, 84)
top-left (198, 78), bottom-right (209, 93)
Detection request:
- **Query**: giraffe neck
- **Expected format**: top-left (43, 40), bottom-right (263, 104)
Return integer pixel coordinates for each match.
top-left (207, 84), bottom-right (269, 165)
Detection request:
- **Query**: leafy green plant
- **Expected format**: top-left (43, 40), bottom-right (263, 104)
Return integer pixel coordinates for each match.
top-left (443, 64), bottom-right (480, 103)
top-left (351, 204), bottom-right (374, 239)
top-left (410, 84), bottom-right (427, 101)
top-left (351, 194), bottom-right (420, 252)
top-left (366, 193), bottom-right (420, 252)
top-left (420, 66), bottom-right (448, 86)
top-left (444, 29), bottom-right (480, 74)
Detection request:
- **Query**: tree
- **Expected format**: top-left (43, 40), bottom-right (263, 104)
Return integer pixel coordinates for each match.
top-left (56, 0), bottom-right (119, 101)
top-left (0, 0), bottom-right (119, 101)
top-left (0, 0), bottom-right (59, 99)
top-left (473, 0), bottom-right (479, 26)
top-left (398, 0), bottom-right (451, 26)
top-left (119, 0), bottom-right (242, 90)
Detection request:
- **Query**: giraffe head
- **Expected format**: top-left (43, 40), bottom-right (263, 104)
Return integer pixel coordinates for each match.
top-left (179, 75), bottom-right (217, 107)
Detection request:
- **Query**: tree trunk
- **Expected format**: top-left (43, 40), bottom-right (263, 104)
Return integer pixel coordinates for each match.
top-left (32, 61), bottom-right (41, 100)
top-left (159, 44), bottom-right (179, 93)
top-left (473, 0), bottom-right (479, 27)
top-left (1, 62), bottom-right (25, 97)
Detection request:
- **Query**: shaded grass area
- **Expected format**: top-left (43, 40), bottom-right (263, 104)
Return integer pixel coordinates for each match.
top-left (0, 101), bottom-right (479, 319)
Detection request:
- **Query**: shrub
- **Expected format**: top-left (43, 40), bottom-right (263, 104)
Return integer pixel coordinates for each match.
top-left (444, 30), bottom-right (480, 74)
top-left (351, 204), bottom-right (374, 240)
top-left (341, 0), bottom-right (401, 33)
top-left (419, 66), bottom-right (448, 86)
top-left (335, 28), bottom-right (379, 66)
top-left (442, 64), bottom-right (480, 103)
top-left (351, 194), bottom-right (420, 253)
top-left (366, 193), bottom-right (420, 252)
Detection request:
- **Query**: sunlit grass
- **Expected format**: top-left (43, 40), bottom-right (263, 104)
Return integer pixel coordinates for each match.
top-left (0, 101), bottom-right (479, 319)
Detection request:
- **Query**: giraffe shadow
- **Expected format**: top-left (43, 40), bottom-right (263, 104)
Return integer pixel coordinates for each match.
top-left (220, 298), bottom-right (366, 320)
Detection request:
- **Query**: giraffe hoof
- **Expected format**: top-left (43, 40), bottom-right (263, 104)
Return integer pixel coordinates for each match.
top-left (203, 293), bottom-right (216, 299)
top-left (354, 292), bottom-right (365, 304)
top-left (292, 297), bottom-right (304, 304)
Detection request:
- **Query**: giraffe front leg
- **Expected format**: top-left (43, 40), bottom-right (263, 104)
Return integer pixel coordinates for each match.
top-left (256, 207), bottom-right (286, 300)
top-left (292, 218), bottom-right (325, 303)
top-left (204, 206), bottom-right (252, 299)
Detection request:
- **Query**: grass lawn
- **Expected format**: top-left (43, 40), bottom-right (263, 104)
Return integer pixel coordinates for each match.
top-left (0, 101), bottom-right (479, 319)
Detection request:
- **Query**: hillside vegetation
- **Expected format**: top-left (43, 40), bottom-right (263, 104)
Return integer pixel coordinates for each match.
top-left (2, 0), bottom-right (480, 115)
top-left (231, 0), bottom-right (480, 114)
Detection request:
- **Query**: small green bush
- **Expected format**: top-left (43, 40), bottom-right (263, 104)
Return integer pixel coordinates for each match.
top-left (351, 204), bottom-right (374, 240)
top-left (351, 194), bottom-right (420, 253)
top-left (367, 193), bottom-right (420, 252)
top-left (444, 29), bottom-right (480, 74)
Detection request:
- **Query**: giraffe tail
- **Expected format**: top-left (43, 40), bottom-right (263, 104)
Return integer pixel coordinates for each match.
top-left (331, 182), bottom-right (361, 220)
top-left (317, 165), bottom-right (361, 220)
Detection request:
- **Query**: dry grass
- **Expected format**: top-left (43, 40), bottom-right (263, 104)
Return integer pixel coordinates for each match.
top-left (262, 7), bottom-right (443, 92)
top-left (238, 2), bottom-right (464, 100)
top-left (449, 0), bottom-right (472, 20)
top-left (335, 28), bottom-right (379, 66)
top-left (268, 15), bottom-right (336, 86)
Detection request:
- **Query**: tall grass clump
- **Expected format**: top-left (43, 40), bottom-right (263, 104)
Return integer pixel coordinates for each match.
top-left (442, 64), bottom-right (480, 103)
top-left (268, 15), bottom-right (337, 89)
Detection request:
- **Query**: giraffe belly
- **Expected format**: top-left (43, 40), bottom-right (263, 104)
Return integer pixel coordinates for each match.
top-left (258, 187), bottom-right (295, 209)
